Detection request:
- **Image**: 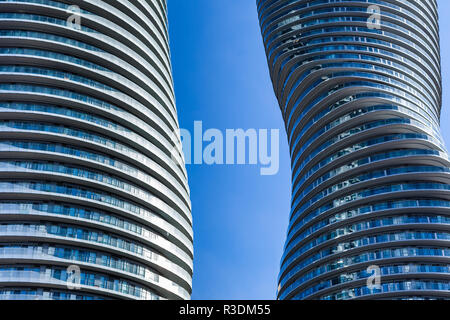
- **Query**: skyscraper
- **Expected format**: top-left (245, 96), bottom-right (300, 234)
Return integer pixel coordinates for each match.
top-left (257, 0), bottom-right (450, 299)
top-left (0, 0), bottom-right (193, 300)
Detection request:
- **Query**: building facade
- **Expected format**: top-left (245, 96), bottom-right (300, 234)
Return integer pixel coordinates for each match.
top-left (257, 0), bottom-right (450, 299)
top-left (0, 0), bottom-right (193, 300)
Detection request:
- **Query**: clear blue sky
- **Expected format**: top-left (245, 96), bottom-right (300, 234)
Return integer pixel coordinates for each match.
top-left (168, 1), bottom-right (450, 300)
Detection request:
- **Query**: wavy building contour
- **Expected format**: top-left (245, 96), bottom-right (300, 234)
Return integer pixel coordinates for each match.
top-left (257, 0), bottom-right (450, 300)
top-left (0, 0), bottom-right (193, 300)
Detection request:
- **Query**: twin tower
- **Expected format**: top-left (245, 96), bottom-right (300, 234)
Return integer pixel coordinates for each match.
top-left (0, 0), bottom-right (448, 300)
top-left (257, 0), bottom-right (450, 300)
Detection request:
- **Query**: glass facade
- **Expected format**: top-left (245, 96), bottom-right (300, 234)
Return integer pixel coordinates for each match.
top-left (0, 0), bottom-right (193, 300)
top-left (257, 0), bottom-right (450, 299)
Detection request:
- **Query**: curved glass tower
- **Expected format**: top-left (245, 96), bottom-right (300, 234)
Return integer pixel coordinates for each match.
top-left (0, 0), bottom-right (193, 300)
top-left (258, 0), bottom-right (450, 299)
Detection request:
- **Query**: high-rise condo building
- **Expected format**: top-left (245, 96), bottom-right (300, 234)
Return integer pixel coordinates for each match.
top-left (0, 0), bottom-right (193, 300)
top-left (257, 0), bottom-right (450, 299)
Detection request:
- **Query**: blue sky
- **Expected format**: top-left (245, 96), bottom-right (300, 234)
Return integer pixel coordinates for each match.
top-left (168, 1), bottom-right (450, 300)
